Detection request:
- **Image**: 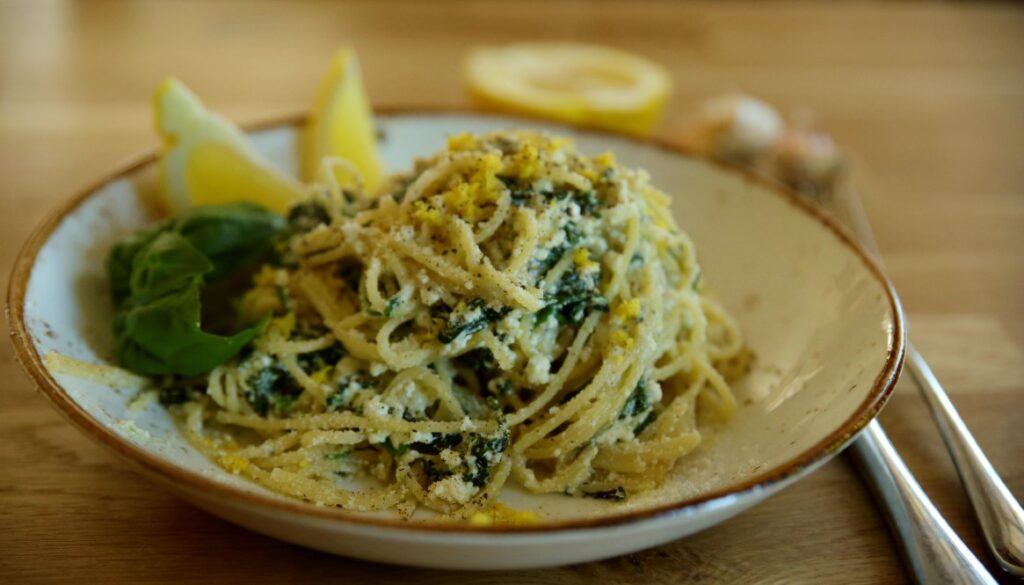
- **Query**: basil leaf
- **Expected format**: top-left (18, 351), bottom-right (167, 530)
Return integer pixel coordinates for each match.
top-left (116, 282), bottom-right (268, 376)
top-left (107, 219), bottom-right (172, 302)
top-left (107, 203), bottom-right (284, 376)
top-left (108, 203), bottom-right (284, 299)
top-left (129, 232), bottom-right (212, 302)
top-left (175, 203), bottom-right (284, 280)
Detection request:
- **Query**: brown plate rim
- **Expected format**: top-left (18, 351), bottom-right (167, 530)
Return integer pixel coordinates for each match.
top-left (6, 107), bottom-right (905, 534)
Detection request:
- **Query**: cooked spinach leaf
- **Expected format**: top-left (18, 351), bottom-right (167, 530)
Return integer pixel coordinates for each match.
top-left (536, 267), bottom-right (608, 327)
top-left (497, 176), bottom-right (534, 206)
top-left (437, 298), bottom-right (510, 344)
top-left (577, 191), bottom-right (601, 215)
top-left (559, 189), bottom-right (601, 215)
top-left (384, 295), bottom-right (401, 317)
top-left (383, 437), bottom-right (410, 458)
top-left (619, 379), bottom-right (656, 435)
top-left (531, 221), bottom-right (583, 279)
top-left (327, 372), bottom-right (374, 411)
top-left (463, 427), bottom-right (510, 487)
top-left (620, 379), bottom-right (650, 419)
top-left (156, 376), bottom-right (203, 406)
top-left (296, 342), bottom-right (346, 372)
top-left (286, 201), bottom-right (330, 234)
top-left (409, 433), bottom-right (463, 455)
top-left (498, 176), bottom-right (605, 216)
top-left (633, 411), bottom-right (657, 436)
top-left (417, 458), bottom-right (452, 484)
top-left (245, 362), bottom-right (303, 416)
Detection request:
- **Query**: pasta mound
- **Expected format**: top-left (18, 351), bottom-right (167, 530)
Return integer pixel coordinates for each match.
top-left (180, 131), bottom-right (746, 518)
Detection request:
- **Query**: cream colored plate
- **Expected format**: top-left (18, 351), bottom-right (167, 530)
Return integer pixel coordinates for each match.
top-left (8, 111), bottom-right (904, 569)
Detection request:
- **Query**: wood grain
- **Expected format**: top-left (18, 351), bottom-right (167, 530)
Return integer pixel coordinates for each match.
top-left (1, 1), bottom-right (1022, 583)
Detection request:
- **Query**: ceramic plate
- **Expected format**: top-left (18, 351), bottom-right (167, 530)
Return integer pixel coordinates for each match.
top-left (7, 111), bottom-right (904, 569)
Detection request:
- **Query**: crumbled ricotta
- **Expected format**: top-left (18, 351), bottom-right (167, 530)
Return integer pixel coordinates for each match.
top-left (440, 448), bottom-right (463, 467)
top-left (419, 286), bottom-right (441, 306)
top-left (364, 396), bottom-right (390, 419)
top-left (526, 355), bottom-right (551, 385)
top-left (429, 475), bottom-right (477, 505)
top-left (384, 380), bottom-right (430, 418)
top-left (410, 431), bottom-right (434, 444)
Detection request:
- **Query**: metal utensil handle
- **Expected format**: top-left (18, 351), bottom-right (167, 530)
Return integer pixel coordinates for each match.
top-left (851, 422), bottom-right (996, 584)
top-left (834, 187), bottom-right (1024, 577)
top-left (908, 346), bottom-right (1024, 577)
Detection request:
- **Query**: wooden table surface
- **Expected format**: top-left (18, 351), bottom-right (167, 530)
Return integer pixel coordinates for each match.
top-left (2, 1), bottom-right (1022, 583)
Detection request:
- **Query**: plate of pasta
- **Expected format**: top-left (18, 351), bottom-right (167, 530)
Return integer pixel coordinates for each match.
top-left (8, 107), bottom-right (904, 569)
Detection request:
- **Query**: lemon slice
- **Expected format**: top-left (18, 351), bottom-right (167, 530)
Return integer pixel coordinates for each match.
top-left (464, 43), bottom-right (672, 136)
top-left (153, 78), bottom-right (304, 215)
top-left (302, 48), bottom-right (384, 191)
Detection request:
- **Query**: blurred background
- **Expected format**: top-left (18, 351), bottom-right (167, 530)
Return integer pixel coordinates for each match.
top-left (1, 2), bottom-right (1022, 583)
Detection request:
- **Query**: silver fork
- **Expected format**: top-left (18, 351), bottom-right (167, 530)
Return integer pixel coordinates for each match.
top-left (824, 185), bottom-right (1024, 583)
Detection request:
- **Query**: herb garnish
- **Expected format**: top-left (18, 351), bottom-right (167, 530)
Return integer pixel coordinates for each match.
top-left (107, 203), bottom-right (283, 376)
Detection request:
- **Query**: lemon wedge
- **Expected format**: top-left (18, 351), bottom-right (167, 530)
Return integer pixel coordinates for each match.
top-left (154, 78), bottom-right (304, 215)
top-left (302, 48), bottom-right (384, 191)
top-left (464, 43), bottom-right (672, 136)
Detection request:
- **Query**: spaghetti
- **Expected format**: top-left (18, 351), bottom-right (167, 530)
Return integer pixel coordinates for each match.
top-left (150, 131), bottom-right (747, 517)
